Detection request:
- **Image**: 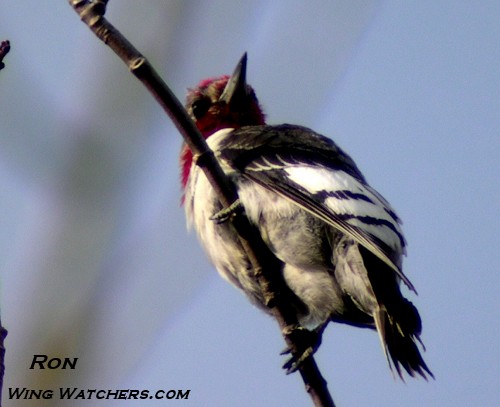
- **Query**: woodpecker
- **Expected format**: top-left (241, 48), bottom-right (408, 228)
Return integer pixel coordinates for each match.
top-left (180, 53), bottom-right (432, 380)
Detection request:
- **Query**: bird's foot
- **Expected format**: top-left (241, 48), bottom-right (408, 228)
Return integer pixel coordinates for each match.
top-left (210, 199), bottom-right (243, 223)
top-left (281, 324), bottom-right (322, 374)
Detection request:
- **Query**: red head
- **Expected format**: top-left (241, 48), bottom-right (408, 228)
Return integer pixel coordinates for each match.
top-left (180, 54), bottom-right (266, 190)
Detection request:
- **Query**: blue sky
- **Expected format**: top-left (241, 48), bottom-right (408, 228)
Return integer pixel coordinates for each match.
top-left (1, 1), bottom-right (498, 406)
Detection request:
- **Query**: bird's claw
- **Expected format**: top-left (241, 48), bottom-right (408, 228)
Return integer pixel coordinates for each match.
top-left (280, 324), bottom-right (322, 374)
top-left (210, 199), bottom-right (243, 223)
top-left (282, 346), bottom-right (315, 374)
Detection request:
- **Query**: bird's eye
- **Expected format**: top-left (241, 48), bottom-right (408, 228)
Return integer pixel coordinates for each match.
top-left (191, 98), bottom-right (211, 120)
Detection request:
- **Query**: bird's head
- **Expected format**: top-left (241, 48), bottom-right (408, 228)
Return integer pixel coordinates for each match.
top-left (185, 53), bottom-right (266, 137)
top-left (181, 53), bottom-right (266, 190)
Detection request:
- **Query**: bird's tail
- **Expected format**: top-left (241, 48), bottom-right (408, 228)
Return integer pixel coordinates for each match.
top-left (373, 299), bottom-right (434, 380)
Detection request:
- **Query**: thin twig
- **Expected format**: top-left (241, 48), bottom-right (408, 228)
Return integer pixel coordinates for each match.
top-left (68, 2), bottom-right (335, 406)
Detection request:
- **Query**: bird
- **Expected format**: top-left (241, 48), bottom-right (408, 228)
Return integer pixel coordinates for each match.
top-left (180, 53), bottom-right (433, 380)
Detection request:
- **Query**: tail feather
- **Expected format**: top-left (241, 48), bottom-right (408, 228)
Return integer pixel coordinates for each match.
top-left (374, 303), bottom-right (434, 380)
top-left (333, 240), bottom-right (433, 380)
top-left (358, 245), bottom-right (433, 380)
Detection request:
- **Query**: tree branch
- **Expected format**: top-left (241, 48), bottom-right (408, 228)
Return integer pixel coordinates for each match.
top-left (0, 38), bottom-right (10, 407)
top-left (0, 317), bottom-right (5, 407)
top-left (68, 2), bottom-right (335, 406)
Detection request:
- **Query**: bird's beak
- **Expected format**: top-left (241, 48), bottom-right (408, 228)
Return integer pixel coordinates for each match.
top-left (219, 53), bottom-right (248, 109)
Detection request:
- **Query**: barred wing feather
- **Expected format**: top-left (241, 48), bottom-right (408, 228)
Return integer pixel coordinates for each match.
top-left (216, 124), bottom-right (416, 293)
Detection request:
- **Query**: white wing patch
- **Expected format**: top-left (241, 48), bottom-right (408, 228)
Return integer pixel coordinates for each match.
top-left (284, 166), bottom-right (406, 257)
top-left (284, 167), bottom-right (351, 193)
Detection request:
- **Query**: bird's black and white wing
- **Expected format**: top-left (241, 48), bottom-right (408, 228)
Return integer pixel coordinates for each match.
top-left (214, 124), bottom-right (415, 292)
